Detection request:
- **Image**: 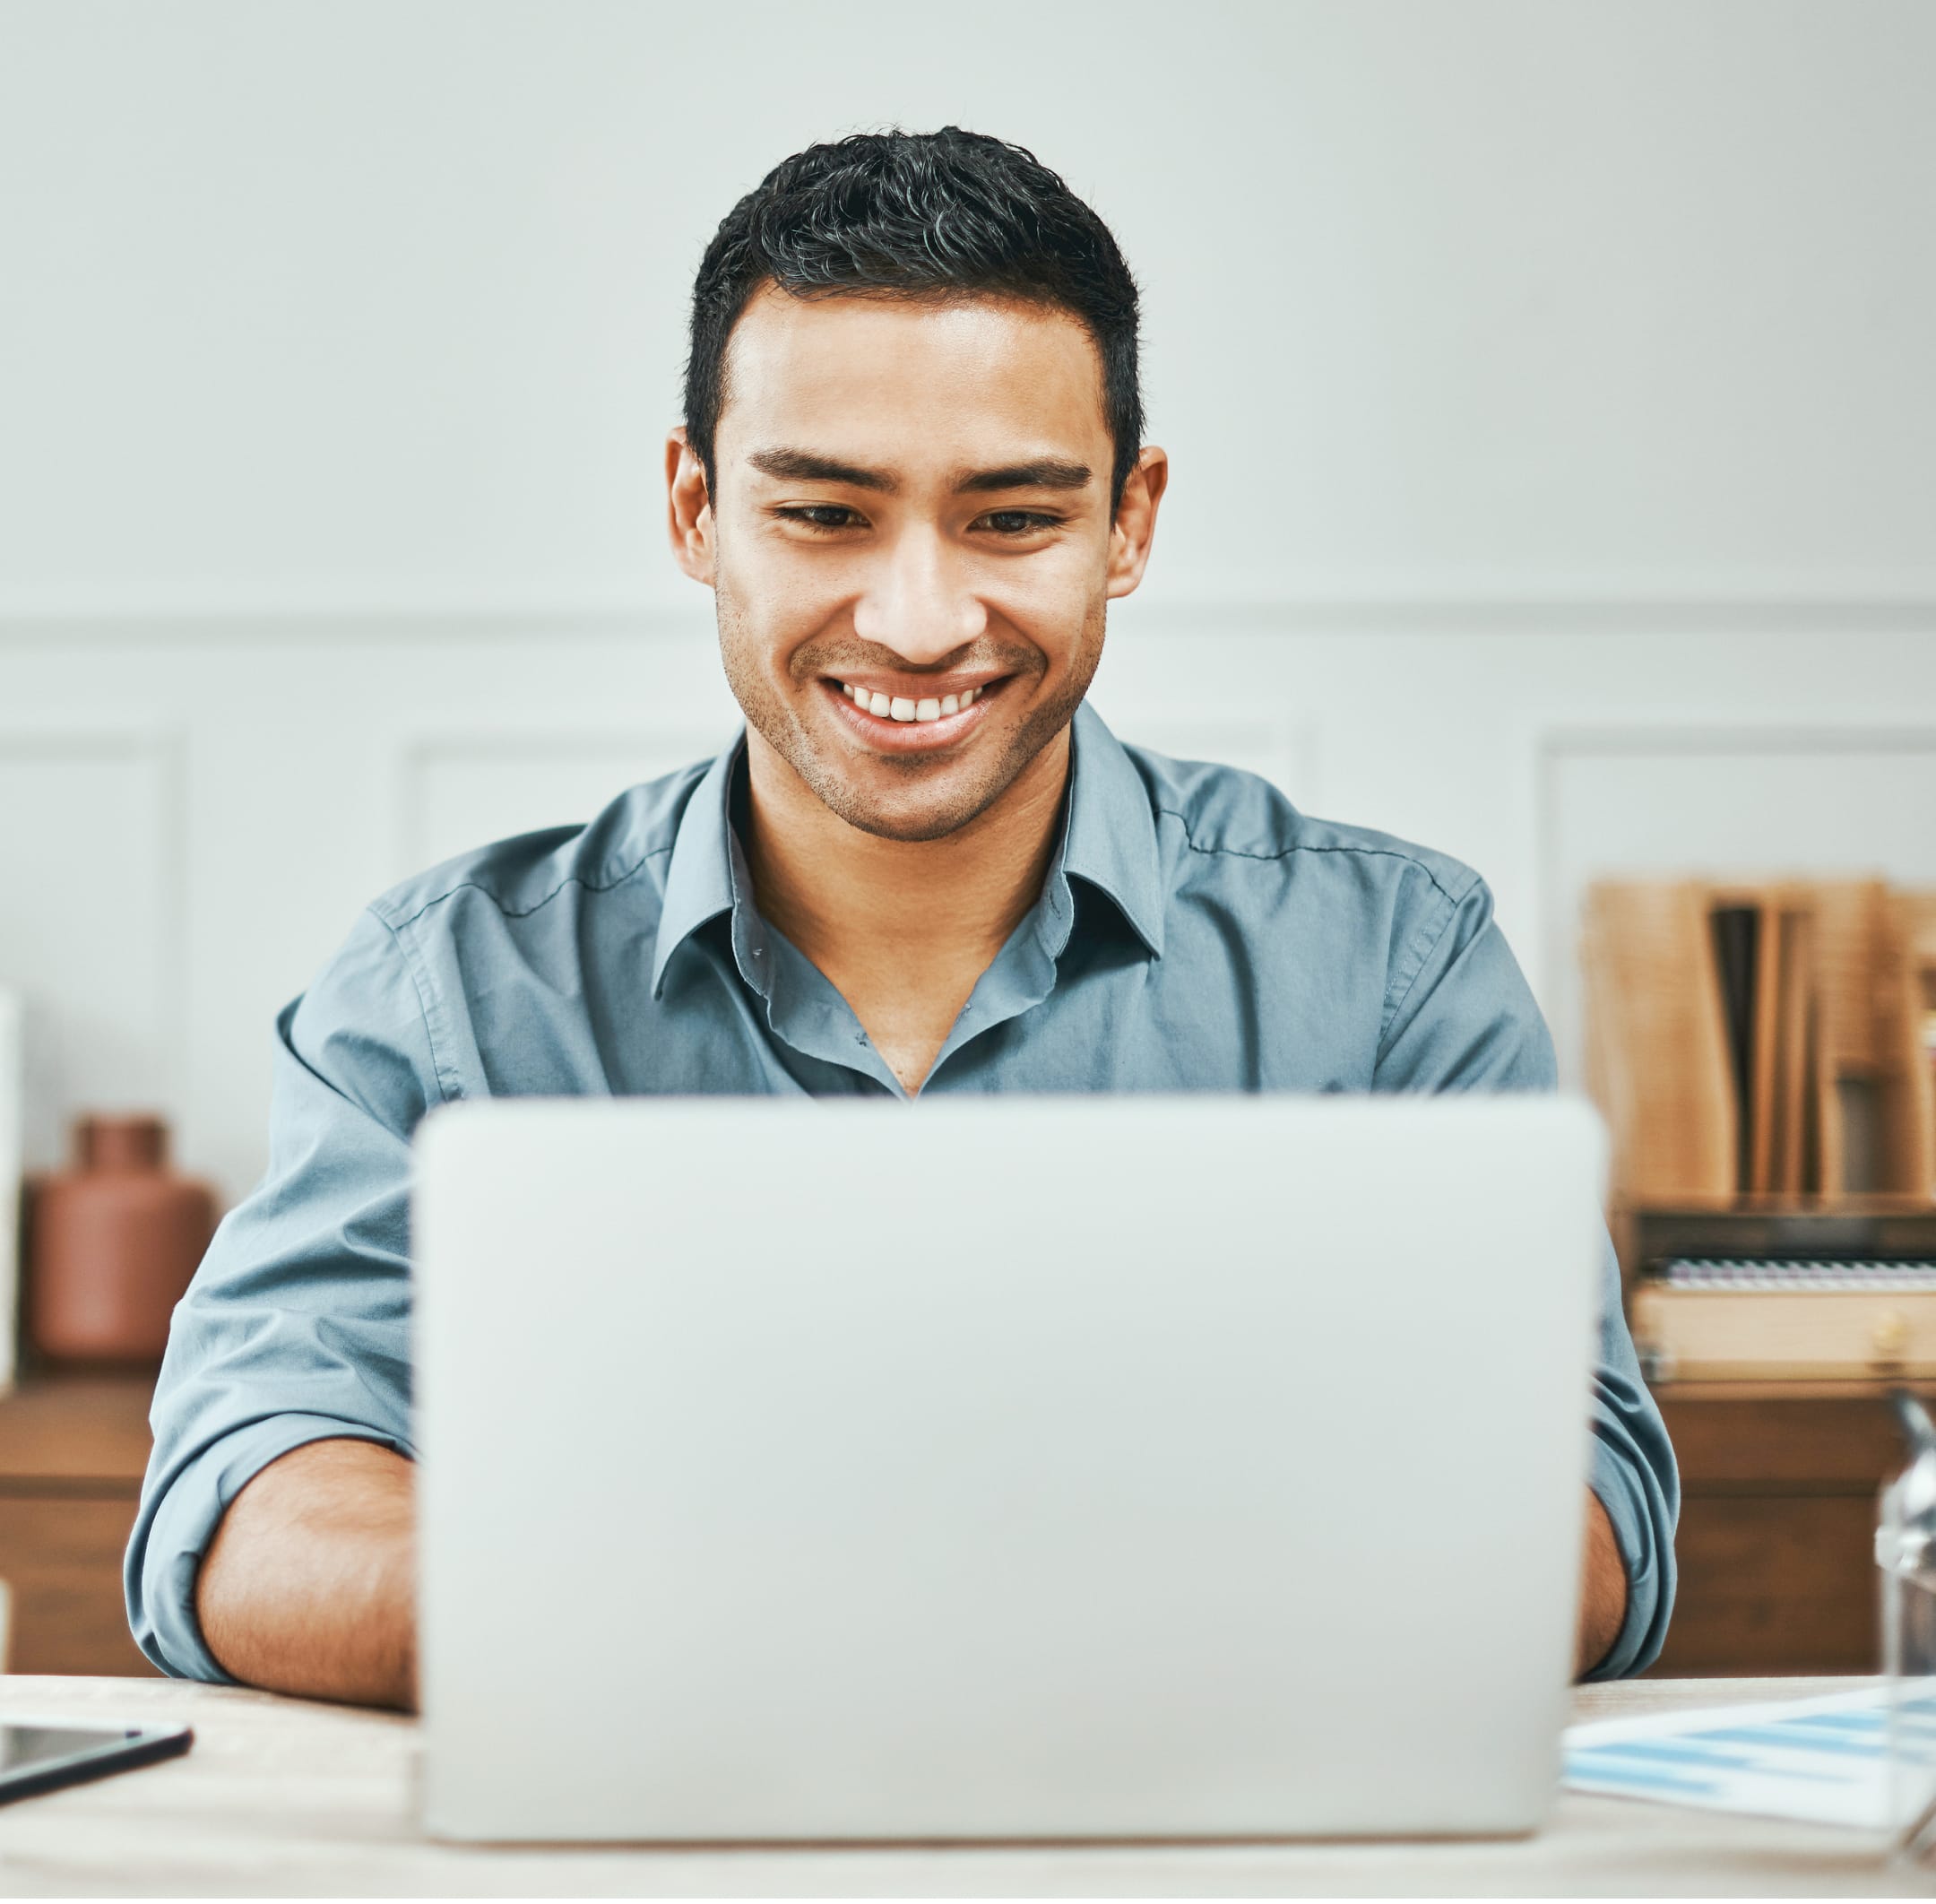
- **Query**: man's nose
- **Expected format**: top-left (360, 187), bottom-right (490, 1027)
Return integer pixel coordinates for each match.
top-left (851, 528), bottom-right (988, 662)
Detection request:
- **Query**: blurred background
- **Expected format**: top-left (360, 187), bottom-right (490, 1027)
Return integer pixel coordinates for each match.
top-left (1, 0), bottom-right (1933, 1676)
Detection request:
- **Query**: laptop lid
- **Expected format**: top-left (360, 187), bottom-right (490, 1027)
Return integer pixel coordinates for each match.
top-left (415, 1094), bottom-right (1605, 1842)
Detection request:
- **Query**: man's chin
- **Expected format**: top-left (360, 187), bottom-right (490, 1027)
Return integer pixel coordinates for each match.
top-left (806, 763), bottom-right (1006, 844)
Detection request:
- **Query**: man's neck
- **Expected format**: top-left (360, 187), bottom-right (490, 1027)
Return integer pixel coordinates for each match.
top-left (739, 728), bottom-right (1072, 1091)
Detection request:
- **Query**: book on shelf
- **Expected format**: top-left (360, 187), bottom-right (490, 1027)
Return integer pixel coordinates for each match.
top-left (1585, 877), bottom-right (1935, 1212)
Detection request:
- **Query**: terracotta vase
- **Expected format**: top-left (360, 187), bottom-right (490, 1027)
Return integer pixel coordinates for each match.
top-left (26, 1114), bottom-right (219, 1366)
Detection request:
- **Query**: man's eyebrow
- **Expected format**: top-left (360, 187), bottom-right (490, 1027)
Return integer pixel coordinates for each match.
top-left (748, 447), bottom-right (898, 492)
top-left (955, 459), bottom-right (1093, 495)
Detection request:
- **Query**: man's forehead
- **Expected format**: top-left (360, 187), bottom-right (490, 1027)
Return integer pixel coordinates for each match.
top-left (718, 284), bottom-right (1110, 451)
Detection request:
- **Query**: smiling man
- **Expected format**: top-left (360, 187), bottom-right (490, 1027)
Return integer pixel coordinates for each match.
top-left (128, 128), bottom-right (1677, 1709)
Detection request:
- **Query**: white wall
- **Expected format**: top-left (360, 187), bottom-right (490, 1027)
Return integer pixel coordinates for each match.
top-left (2, 1), bottom-right (1932, 1202)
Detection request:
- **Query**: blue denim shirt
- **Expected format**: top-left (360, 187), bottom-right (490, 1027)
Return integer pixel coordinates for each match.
top-left (127, 702), bottom-right (1678, 1682)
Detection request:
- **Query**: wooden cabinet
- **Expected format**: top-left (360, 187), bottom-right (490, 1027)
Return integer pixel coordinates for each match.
top-left (0, 1372), bottom-right (158, 1676)
top-left (1649, 1380), bottom-right (1925, 1676)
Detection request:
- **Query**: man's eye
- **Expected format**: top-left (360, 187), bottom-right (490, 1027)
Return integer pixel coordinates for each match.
top-left (776, 505), bottom-right (863, 532)
top-left (979, 510), bottom-right (1060, 537)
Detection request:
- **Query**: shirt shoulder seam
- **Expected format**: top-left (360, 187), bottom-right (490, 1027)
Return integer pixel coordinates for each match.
top-left (1153, 805), bottom-right (1472, 909)
top-left (377, 840), bottom-right (676, 938)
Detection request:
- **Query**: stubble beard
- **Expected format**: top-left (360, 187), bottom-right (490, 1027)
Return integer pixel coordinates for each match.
top-left (713, 576), bottom-right (1109, 844)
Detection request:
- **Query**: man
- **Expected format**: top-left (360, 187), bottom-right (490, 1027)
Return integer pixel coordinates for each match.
top-left (128, 128), bottom-right (1677, 1711)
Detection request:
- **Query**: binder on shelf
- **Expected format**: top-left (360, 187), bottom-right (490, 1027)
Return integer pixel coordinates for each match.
top-left (1585, 878), bottom-right (1936, 1213)
top-left (1769, 907), bottom-right (1813, 1198)
top-left (1581, 881), bottom-right (1736, 1206)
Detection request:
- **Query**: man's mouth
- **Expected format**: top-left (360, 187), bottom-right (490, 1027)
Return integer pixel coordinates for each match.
top-left (820, 673), bottom-right (1010, 749)
top-left (836, 680), bottom-right (985, 724)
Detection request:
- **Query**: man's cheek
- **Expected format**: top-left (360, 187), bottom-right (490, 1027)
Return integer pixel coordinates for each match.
top-left (994, 593), bottom-right (1095, 671)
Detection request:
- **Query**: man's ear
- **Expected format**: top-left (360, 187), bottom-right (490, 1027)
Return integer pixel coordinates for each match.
top-left (1104, 446), bottom-right (1169, 601)
top-left (665, 425), bottom-right (716, 587)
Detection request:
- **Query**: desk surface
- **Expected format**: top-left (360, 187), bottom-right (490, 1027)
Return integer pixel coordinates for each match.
top-left (0, 1674), bottom-right (1926, 1898)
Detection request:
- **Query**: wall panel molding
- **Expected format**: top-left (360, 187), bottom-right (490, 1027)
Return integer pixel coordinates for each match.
top-left (390, 724), bottom-right (737, 876)
top-left (3, 593), bottom-right (1935, 646)
top-left (0, 723), bottom-right (188, 1168)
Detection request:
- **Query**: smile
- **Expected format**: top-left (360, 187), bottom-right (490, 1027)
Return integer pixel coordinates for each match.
top-left (838, 682), bottom-right (982, 724)
top-left (822, 675), bottom-right (1007, 749)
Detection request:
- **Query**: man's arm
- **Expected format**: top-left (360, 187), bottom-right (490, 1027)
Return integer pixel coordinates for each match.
top-left (128, 905), bottom-right (433, 1690)
top-left (1370, 865), bottom-right (1680, 1676)
top-left (195, 1439), bottom-right (418, 1710)
top-left (1575, 1486), bottom-right (1628, 1679)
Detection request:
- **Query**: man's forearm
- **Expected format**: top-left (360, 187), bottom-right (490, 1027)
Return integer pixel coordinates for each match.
top-left (194, 1437), bottom-right (418, 1710)
top-left (191, 1446), bottom-right (1625, 1704)
top-left (1575, 1484), bottom-right (1629, 1678)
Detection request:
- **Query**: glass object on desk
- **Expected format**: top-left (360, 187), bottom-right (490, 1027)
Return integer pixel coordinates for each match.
top-left (1878, 1390), bottom-right (1936, 1862)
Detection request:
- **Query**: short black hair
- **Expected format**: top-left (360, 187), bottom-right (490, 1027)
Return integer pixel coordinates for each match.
top-left (684, 127), bottom-right (1143, 509)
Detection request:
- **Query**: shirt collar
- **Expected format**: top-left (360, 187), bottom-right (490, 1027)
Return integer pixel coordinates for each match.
top-left (650, 738), bottom-right (742, 998)
top-left (1059, 701), bottom-right (1167, 960)
top-left (649, 700), bottom-right (1166, 998)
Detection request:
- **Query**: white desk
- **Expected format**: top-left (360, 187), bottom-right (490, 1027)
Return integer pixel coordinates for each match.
top-left (0, 1674), bottom-right (1926, 1896)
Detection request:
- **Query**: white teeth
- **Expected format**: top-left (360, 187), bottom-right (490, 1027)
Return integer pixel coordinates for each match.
top-left (842, 683), bottom-right (988, 723)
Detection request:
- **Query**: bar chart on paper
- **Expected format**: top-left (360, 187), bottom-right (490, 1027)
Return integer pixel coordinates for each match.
top-left (1564, 1685), bottom-right (1936, 1830)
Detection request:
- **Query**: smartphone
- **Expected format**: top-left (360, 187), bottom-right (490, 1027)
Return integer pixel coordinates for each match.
top-left (0, 1719), bottom-right (193, 1804)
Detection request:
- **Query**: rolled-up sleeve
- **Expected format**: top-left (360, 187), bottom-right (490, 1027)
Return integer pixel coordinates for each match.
top-left (125, 906), bottom-right (443, 1680)
top-left (1374, 868), bottom-right (1680, 1679)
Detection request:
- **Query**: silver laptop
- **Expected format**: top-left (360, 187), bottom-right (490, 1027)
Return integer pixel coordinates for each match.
top-left (413, 1094), bottom-right (1605, 1843)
